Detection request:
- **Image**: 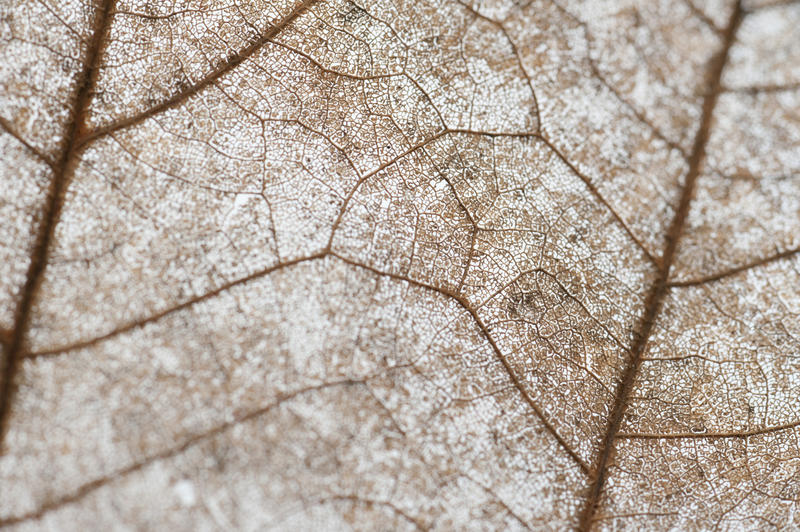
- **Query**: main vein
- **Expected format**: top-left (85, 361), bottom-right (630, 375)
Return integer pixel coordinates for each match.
top-left (577, 2), bottom-right (744, 529)
top-left (0, 0), bottom-right (118, 447)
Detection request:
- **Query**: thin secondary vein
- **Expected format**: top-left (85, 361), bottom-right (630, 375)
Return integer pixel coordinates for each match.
top-left (0, 379), bottom-right (364, 527)
top-left (618, 418), bottom-right (800, 439)
top-left (723, 81), bottom-right (800, 94)
top-left (25, 253), bottom-right (328, 359)
top-left (669, 246), bottom-right (800, 287)
top-left (0, 116), bottom-right (55, 170)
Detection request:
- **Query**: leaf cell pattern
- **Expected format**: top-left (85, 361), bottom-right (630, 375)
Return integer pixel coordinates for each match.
top-left (0, 0), bottom-right (799, 529)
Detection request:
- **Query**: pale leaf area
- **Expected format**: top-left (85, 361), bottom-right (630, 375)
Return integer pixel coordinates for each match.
top-left (0, 0), bottom-right (798, 530)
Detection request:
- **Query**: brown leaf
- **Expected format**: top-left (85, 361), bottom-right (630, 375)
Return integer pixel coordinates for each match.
top-left (1, 0), bottom-right (798, 529)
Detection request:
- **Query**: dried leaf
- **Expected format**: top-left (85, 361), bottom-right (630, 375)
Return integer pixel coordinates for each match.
top-left (1, 0), bottom-right (798, 529)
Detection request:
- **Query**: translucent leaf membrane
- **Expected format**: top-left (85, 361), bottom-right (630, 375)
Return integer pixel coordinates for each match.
top-left (0, 0), bottom-right (93, 156)
top-left (475, 0), bottom-right (724, 256)
top-left (0, 134), bottom-right (51, 331)
top-left (1, 0), bottom-right (798, 529)
top-left (727, 1), bottom-right (800, 90)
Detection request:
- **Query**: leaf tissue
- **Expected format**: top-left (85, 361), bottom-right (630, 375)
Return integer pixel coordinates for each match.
top-left (1, 0), bottom-right (799, 529)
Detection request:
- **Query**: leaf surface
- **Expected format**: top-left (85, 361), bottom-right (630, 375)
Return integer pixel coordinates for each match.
top-left (0, 0), bottom-right (799, 529)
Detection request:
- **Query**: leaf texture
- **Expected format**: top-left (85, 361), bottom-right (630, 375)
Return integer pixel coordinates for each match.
top-left (0, 0), bottom-right (799, 529)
